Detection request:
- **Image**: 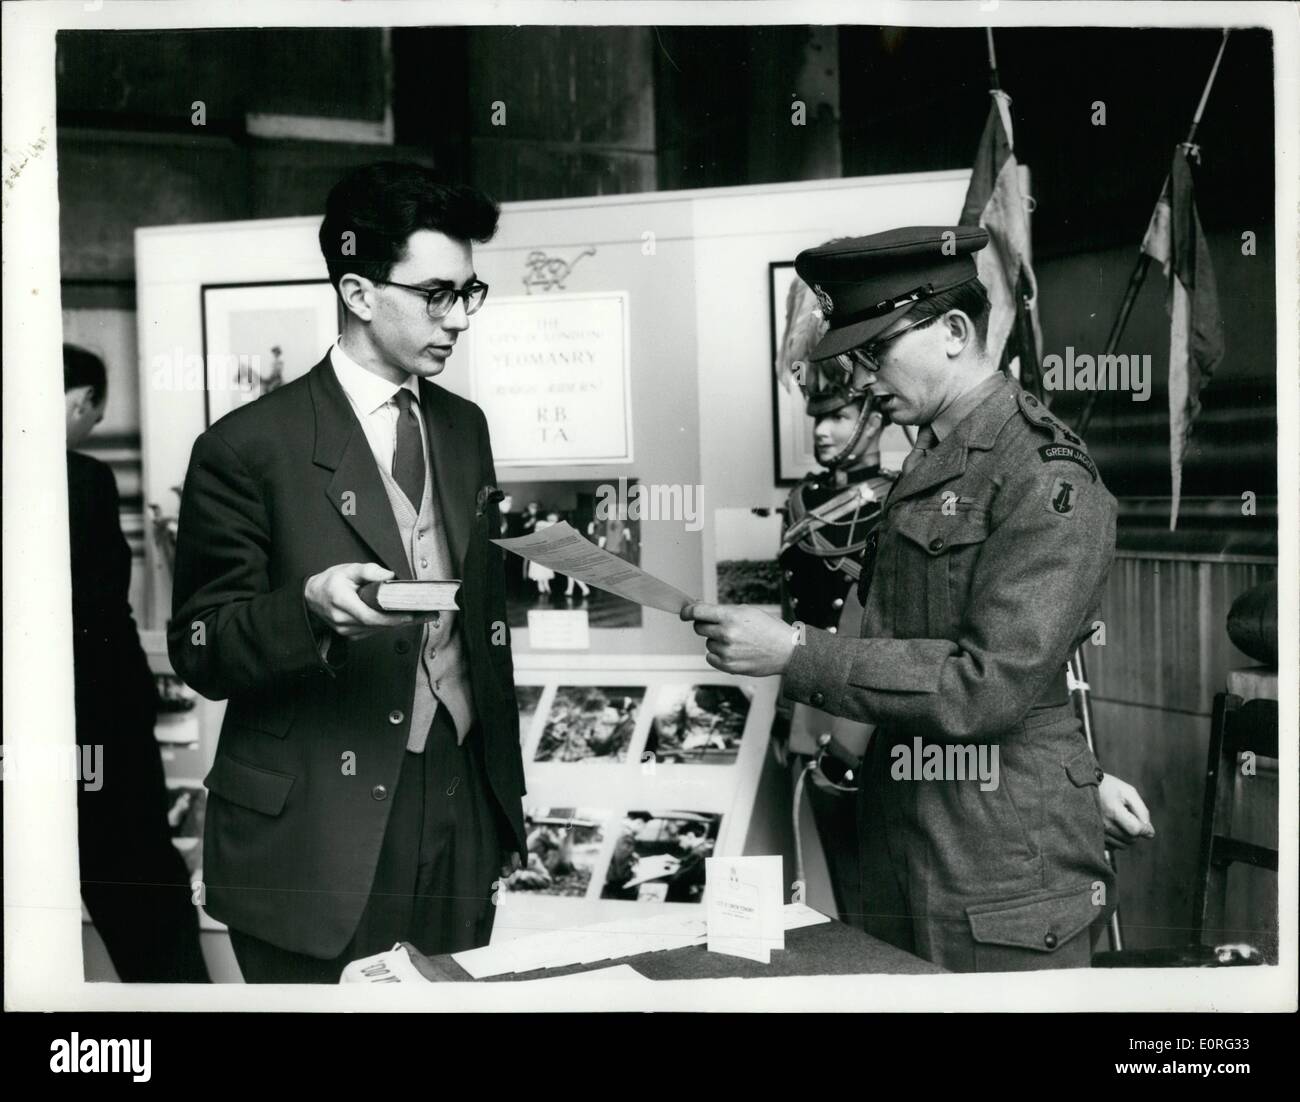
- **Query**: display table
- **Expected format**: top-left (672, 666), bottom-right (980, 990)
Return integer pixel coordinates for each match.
top-left (418, 918), bottom-right (945, 982)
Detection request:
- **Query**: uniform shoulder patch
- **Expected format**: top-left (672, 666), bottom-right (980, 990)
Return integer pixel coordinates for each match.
top-left (1047, 475), bottom-right (1082, 517)
top-left (1038, 443), bottom-right (1098, 483)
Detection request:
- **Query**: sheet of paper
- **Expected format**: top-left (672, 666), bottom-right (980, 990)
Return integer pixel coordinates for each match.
top-left (451, 910), bottom-right (709, 979)
top-left (783, 902), bottom-right (833, 931)
top-left (493, 521), bottom-right (697, 615)
top-left (706, 856), bottom-right (784, 964)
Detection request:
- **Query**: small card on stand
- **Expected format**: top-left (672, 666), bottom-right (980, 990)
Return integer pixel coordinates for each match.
top-left (705, 855), bottom-right (784, 963)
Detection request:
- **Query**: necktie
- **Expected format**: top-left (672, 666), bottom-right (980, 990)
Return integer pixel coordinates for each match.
top-left (900, 425), bottom-right (937, 478)
top-left (393, 389), bottom-right (426, 507)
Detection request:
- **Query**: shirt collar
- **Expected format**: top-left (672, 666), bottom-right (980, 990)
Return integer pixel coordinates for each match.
top-left (930, 372), bottom-right (1006, 443)
top-left (330, 341), bottom-right (420, 417)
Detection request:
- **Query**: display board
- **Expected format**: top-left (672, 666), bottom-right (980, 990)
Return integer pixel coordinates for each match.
top-left (496, 654), bottom-right (777, 943)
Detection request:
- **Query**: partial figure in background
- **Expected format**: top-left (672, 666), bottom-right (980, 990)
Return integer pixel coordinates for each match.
top-left (772, 275), bottom-right (895, 927)
top-left (62, 344), bottom-right (211, 983)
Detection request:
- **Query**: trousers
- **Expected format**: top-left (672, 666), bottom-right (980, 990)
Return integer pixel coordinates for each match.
top-left (229, 707), bottom-right (503, 984)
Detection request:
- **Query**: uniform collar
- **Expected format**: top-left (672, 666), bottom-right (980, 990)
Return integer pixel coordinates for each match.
top-left (330, 340), bottom-right (420, 417)
top-left (930, 371), bottom-right (1006, 443)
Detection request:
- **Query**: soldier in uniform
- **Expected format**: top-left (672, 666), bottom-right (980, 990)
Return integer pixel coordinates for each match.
top-left (684, 226), bottom-right (1154, 972)
top-left (772, 277), bottom-right (896, 925)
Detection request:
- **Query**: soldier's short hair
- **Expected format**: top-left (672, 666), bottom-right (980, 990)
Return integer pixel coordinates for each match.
top-left (905, 279), bottom-right (991, 346)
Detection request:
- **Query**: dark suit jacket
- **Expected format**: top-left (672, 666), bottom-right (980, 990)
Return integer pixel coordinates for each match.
top-left (168, 356), bottom-right (526, 958)
top-left (68, 451), bottom-right (158, 735)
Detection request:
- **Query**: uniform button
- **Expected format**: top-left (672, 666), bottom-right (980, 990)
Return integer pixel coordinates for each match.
top-left (810, 691), bottom-right (825, 707)
top-left (1044, 932), bottom-right (1058, 949)
top-left (419, 557), bottom-right (429, 569)
top-left (810, 482), bottom-right (820, 491)
top-left (827, 626), bottom-right (837, 635)
top-left (1095, 767), bottom-right (1105, 782)
top-left (371, 785), bottom-right (389, 801)
top-left (929, 537), bottom-right (945, 552)
top-left (428, 647), bottom-right (437, 660)
top-left (831, 597), bottom-right (844, 610)
top-left (783, 570), bottom-right (794, 581)
top-left (790, 597), bottom-right (799, 608)
top-left (395, 639), bottom-right (410, 654)
top-left (388, 709), bottom-right (404, 725)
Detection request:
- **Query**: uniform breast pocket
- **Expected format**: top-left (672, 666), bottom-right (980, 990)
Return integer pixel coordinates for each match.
top-left (893, 504), bottom-right (990, 636)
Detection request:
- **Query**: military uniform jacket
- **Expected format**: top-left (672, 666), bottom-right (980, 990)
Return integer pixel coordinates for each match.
top-left (783, 375), bottom-right (1119, 968)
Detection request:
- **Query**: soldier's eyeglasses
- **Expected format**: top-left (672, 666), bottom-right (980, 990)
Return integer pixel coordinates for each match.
top-left (382, 279), bottom-right (490, 318)
top-left (846, 314), bottom-right (937, 372)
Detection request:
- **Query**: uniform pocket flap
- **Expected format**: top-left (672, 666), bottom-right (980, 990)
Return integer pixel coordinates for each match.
top-left (1064, 747), bottom-right (1104, 788)
top-left (204, 754), bottom-right (295, 817)
top-left (895, 506), bottom-right (989, 555)
top-left (967, 884), bottom-right (1100, 952)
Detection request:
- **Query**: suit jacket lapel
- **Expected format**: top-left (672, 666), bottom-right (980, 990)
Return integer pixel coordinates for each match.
top-left (308, 357), bottom-right (412, 579)
top-left (419, 378), bottom-right (473, 572)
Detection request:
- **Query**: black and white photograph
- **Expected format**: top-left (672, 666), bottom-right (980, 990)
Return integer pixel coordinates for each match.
top-left (533, 686), bottom-right (645, 764)
top-left (644, 684), bottom-right (753, 765)
top-left (505, 807), bottom-right (611, 898)
top-left (3, 0), bottom-right (1296, 1050)
top-left (494, 478), bottom-right (644, 628)
top-left (601, 811), bottom-right (723, 904)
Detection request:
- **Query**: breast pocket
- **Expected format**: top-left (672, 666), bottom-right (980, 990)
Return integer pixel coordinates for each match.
top-left (893, 503), bottom-right (990, 637)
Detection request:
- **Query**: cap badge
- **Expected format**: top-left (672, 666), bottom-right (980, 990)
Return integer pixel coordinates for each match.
top-left (812, 284), bottom-right (834, 318)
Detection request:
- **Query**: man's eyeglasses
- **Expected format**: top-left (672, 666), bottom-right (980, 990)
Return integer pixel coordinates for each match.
top-left (845, 313), bottom-right (937, 373)
top-left (382, 279), bottom-right (490, 318)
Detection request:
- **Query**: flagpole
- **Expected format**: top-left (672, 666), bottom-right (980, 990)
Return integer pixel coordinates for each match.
top-left (1076, 29), bottom-right (1231, 436)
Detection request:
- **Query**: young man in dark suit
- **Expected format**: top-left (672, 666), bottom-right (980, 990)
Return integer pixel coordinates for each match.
top-left (64, 344), bottom-right (210, 983)
top-left (168, 162), bottom-right (526, 983)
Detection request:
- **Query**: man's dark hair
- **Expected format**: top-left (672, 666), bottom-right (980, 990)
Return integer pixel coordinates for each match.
top-left (906, 278), bottom-right (991, 346)
top-left (318, 161), bottom-right (500, 295)
top-left (63, 344), bottom-right (108, 404)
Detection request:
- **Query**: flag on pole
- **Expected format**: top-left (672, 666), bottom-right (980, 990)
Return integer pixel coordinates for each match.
top-left (1140, 145), bottom-right (1224, 530)
top-left (959, 89), bottom-right (1042, 379)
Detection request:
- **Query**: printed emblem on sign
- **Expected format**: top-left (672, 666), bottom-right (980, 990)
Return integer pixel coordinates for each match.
top-left (813, 284), bottom-right (834, 318)
top-left (1048, 476), bottom-right (1078, 517)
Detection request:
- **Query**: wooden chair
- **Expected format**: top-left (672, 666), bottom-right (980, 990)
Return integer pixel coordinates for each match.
top-left (1093, 691), bottom-right (1278, 967)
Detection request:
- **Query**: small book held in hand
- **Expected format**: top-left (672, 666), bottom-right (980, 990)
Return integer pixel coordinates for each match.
top-left (357, 579), bottom-right (461, 613)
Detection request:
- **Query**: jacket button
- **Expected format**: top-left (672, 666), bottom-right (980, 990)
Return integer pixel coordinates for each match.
top-left (371, 785), bottom-right (388, 801)
top-left (388, 709), bottom-right (404, 725)
top-left (810, 691), bottom-right (826, 707)
top-left (929, 537), bottom-right (945, 552)
top-left (827, 626), bottom-right (837, 635)
top-left (783, 569), bottom-right (794, 581)
top-left (831, 597), bottom-right (844, 610)
top-left (790, 597), bottom-right (799, 608)
top-left (1095, 767), bottom-right (1105, 782)
top-left (395, 639), bottom-right (410, 654)
top-left (1044, 932), bottom-right (1058, 949)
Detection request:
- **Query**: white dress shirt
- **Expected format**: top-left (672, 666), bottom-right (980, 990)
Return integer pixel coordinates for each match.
top-left (329, 341), bottom-right (427, 477)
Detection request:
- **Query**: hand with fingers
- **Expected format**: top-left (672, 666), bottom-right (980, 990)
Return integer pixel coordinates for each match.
top-left (1097, 773), bottom-right (1156, 849)
top-left (304, 563), bottom-right (437, 640)
top-left (679, 600), bottom-right (798, 677)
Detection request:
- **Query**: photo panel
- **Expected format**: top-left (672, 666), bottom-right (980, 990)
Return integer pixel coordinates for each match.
top-left (505, 806), bottom-right (613, 898)
top-left (533, 685), bottom-right (646, 764)
top-left (600, 810), bottom-right (724, 904)
top-left (644, 683), bottom-right (754, 766)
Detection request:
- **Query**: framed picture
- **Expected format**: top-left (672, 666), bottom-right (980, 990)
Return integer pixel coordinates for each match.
top-left (769, 262), bottom-right (819, 483)
top-left (201, 280), bottom-right (341, 426)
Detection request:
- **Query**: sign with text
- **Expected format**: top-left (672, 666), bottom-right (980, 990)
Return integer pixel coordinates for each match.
top-left (471, 291), bottom-right (632, 465)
